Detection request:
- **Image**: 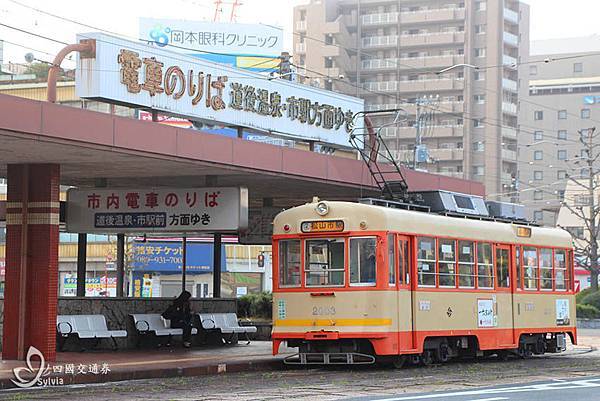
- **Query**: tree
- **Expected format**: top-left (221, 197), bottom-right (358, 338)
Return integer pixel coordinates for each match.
top-left (24, 62), bottom-right (53, 80)
top-left (558, 128), bottom-right (600, 291)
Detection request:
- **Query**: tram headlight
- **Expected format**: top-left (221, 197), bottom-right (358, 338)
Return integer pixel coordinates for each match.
top-left (316, 202), bottom-right (329, 216)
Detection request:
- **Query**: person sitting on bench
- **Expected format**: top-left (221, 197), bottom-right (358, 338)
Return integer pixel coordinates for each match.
top-left (162, 290), bottom-right (193, 348)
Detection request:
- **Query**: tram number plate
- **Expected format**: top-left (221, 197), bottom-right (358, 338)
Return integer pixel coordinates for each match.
top-left (301, 220), bottom-right (344, 233)
top-left (312, 306), bottom-right (336, 316)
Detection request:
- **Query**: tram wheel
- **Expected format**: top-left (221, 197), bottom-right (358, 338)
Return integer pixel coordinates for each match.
top-left (420, 350), bottom-right (434, 366)
top-left (435, 342), bottom-right (450, 363)
top-left (392, 355), bottom-right (406, 369)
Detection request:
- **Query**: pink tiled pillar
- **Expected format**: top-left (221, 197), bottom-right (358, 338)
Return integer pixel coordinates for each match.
top-left (3, 164), bottom-right (60, 361)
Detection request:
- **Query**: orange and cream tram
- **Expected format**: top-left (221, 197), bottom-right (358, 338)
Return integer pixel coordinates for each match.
top-left (271, 197), bottom-right (576, 366)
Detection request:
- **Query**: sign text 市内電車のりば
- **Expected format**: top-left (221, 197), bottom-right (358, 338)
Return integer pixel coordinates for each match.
top-left (75, 33), bottom-right (364, 148)
top-left (66, 187), bottom-right (248, 234)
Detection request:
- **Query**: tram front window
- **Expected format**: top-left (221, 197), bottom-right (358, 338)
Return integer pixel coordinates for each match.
top-left (305, 239), bottom-right (345, 287)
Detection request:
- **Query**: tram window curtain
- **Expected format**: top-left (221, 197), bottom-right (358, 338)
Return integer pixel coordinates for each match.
top-left (278, 240), bottom-right (301, 287)
top-left (438, 239), bottom-right (456, 287)
top-left (458, 240), bottom-right (475, 288)
top-left (554, 249), bottom-right (567, 291)
top-left (350, 237), bottom-right (377, 285)
top-left (477, 242), bottom-right (494, 288)
top-left (540, 248), bottom-right (553, 290)
top-left (417, 237), bottom-right (436, 286)
top-left (523, 247), bottom-right (539, 290)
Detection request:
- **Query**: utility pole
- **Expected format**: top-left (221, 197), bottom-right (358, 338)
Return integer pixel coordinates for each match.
top-left (560, 127), bottom-right (600, 290)
top-left (412, 96), bottom-right (437, 169)
top-left (412, 100), bottom-right (423, 169)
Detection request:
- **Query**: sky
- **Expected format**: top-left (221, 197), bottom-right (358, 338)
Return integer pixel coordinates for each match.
top-left (1, 0), bottom-right (600, 69)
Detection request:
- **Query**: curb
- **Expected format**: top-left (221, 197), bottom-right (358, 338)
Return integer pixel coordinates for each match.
top-left (0, 357), bottom-right (284, 390)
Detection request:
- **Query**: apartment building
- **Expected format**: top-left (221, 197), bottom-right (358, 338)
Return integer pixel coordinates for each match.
top-left (519, 36), bottom-right (600, 226)
top-left (293, 0), bottom-right (530, 200)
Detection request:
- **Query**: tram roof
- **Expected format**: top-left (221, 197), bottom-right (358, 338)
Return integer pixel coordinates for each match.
top-left (273, 200), bottom-right (573, 248)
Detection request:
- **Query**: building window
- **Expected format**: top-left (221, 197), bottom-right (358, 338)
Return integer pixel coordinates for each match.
top-left (557, 190), bottom-right (565, 200)
top-left (475, 24), bottom-right (486, 34)
top-left (529, 65), bottom-right (538, 75)
top-left (474, 94), bottom-right (485, 104)
top-left (582, 108), bottom-right (591, 119)
top-left (475, 48), bottom-right (486, 57)
top-left (534, 110), bottom-right (543, 120)
top-left (574, 62), bottom-right (583, 73)
top-left (534, 131), bottom-right (543, 141)
top-left (325, 35), bottom-right (334, 45)
top-left (558, 130), bottom-right (567, 140)
top-left (474, 71), bottom-right (485, 81)
top-left (324, 58), bottom-right (333, 68)
top-left (558, 110), bottom-right (567, 120)
top-left (557, 170), bottom-right (568, 180)
top-left (474, 166), bottom-right (484, 175)
top-left (558, 149), bottom-right (567, 160)
top-left (534, 171), bottom-right (543, 180)
top-left (534, 190), bottom-right (543, 200)
top-left (534, 150), bottom-right (543, 160)
top-left (473, 141), bottom-right (485, 151)
top-left (474, 119), bottom-right (484, 128)
top-left (533, 211), bottom-right (543, 221)
top-left (475, 1), bottom-right (487, 11)
top-left (565, 226), bottom-right (584, 239)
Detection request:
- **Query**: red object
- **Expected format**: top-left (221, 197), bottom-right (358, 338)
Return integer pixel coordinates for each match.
top-left (310, 292), bottom-right (335, 297)
top-left (3, 164), bottom-right (60, 361)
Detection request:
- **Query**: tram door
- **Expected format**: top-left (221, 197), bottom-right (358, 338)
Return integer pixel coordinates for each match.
top-left (496, 245), bottom-right (516, 346)
top-left (398, 236), bottom-right (416, 350)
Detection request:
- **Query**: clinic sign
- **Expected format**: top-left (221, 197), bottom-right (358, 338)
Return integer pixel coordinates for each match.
top-left (66, 187), bottom-right (248, 233)
top-left (75, 33), bottom-right (364, 148)
top-left (139, 18), bottom-right (282, 57)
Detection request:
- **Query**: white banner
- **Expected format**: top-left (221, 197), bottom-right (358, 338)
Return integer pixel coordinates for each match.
top-left (139, 18), bottom-right (283, 57)
top-left (66, 187), bottom-right (247, 233)
top-left (75, 33), bottom-right (364, 148)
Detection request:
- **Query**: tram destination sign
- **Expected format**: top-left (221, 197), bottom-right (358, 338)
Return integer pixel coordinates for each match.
top-left (66, 187), bottom-right (248, 234)
top-left (75, 32), bottom-right (364, 148)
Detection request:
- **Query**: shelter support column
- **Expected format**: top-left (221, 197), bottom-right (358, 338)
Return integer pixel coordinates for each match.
top-left (76, 233), bottom-right (87, 297)
top-left (116, 234), bottom-right (125, 297)
top-left (213, 233), bottom-right (222, 298)
top-left (3, 164), bottom-right (60, 361)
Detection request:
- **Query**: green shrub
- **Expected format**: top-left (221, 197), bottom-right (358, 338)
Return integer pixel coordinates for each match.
top-left (580, 290), bottom-right (600, 310)
top-left (576, 287), bottom-right (595, 304)
top-left (237, 292), bottom-right (272, 320)
top-left (576, 303), bottom-right (600, 319)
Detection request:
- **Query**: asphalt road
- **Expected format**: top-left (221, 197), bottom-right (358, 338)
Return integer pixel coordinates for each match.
top-left (345, 377), bottom-right (600, 401)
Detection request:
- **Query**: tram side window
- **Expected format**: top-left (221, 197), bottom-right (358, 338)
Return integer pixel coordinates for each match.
top-left (523, 247), bottom-right (539, 290)
top-left (458, 241), bottom-right (475, 288)
top-left (438, 239), bottom-right (456, 287)
top-left (540, 248), bottom-right (553, 290)
top-left (554, 249), bottom-right (567, 291)
top-left (388, 234), bottom-right (396, 285)
top-left (305, 239), bottom-right (345, 287)
top-left (278, 240), bottom-right (301, 287)
top-left (477, 242), bottom-right (494, 288)
top-left (516, 246), bottom-right (522, 289)
top-left (350, 237), bottom-right (377, 285)
top-left (417, 237), bottom-right (436, 286)
top-left (495, 247), bottom-right (510, 288)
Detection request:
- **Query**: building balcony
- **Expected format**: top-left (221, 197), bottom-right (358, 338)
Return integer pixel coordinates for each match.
top-left (400, 78), bottom-right (465, 92)
top-left (362, 35), bottom-right (398, 48)
top-left (502, 102), bottom-right (518, 114)
top-left (398, 54), bottom-right (465, 70)
top-left (502, 127), bottom-right (518, 139)
top-left (295, 42), bottom-right (306, 53)
top-left (501, 172), bottom-right (514, 184)
top-left (429, 148), bottom-right (464, 161)
top-left (502, 78), bottom-right (518, 92)
top-left (501, 149), bottom-right (517, 161)
top-left (361, 12), bottom-right (399, 25)
top-left (361, 58), bottom-right (399, 70)
top-left (503, 54), bottom-right (517, 68)
top-left (296, 20), bottom-right (307, 31)
top-left (503, 31), bottom-right (519, 47)
top-left (399, 31), bottom-right (465, 47)
top-left (399, 7), bottom-right (465, 24)
top-left (504, 8), bottom-right (519, 24)
top-left (395, 125), bottom-right (464, 139)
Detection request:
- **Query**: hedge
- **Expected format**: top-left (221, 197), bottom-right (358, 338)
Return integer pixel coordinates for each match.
top-left (237, 292), bottom-right (272, 320)
top-left (577, 303), bottom-right (600, 319)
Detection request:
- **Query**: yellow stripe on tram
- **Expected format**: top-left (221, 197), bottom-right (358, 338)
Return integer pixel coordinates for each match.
top-left (273, 318), bottom-right (392, 327)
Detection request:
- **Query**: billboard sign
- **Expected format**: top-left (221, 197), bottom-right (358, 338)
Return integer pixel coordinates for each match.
top-left (66, 187), bottom-right (248, 234)
top-left (130, 241), bottom-right (226, 273)
top-left (76, 33), bottom-right (364, 148)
